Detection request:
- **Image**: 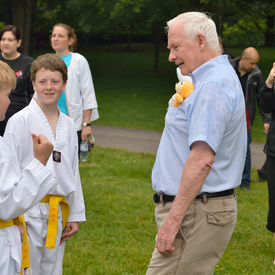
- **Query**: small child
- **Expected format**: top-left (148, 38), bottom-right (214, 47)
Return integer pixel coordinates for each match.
top-left (4, 54), bottom-right (86, 274)
top-left (0, 61), bottom-right (57, 274)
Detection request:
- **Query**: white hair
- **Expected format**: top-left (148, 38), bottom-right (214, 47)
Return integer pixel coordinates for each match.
top-left (166, 12), bottom-right (220, 51)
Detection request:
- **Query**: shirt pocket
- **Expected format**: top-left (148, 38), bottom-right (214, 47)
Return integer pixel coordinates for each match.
top-left (165, 106), bottom-right (178, 137)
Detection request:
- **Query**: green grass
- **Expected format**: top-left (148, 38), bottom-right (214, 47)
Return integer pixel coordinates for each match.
top-left (63, 147), bottom-right (157, 274)
top-left (84, 43), bottom-right (176, 132)
top-left (62, 146), bottom-right (275, 275)
top-left (215, 168), bottom-right (274, 274)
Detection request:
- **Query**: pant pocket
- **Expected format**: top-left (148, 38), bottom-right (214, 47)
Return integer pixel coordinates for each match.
top-left (206, 210), bottom-right (236, 226)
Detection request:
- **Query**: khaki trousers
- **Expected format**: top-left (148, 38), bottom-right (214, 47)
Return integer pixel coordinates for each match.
top-left (146, 193), bottom-right (237, 275)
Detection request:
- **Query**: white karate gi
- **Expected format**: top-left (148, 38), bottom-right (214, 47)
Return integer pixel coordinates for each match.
top-left (0, 135), bottom-right (57, 274)
top-left (65, 52), bottom-right (99, 131)
top-left (4, 99), bottom-right (86, 275)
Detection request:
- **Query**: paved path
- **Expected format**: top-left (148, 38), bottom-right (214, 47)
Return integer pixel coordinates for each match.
top-left (92, 125), bottom-right (265, 169)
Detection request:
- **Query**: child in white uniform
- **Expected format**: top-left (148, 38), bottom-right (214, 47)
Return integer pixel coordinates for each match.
top-left (0, 61), bottom-right (57, 274)
top-left (4, 54), bottom-right (86, 275)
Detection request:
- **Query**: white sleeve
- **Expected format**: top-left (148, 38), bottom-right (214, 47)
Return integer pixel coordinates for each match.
top-left (0, 157), bottom-right (57, 221)
top-left (1, 116), bottom-right (58, 220)
top-left (66, 129), bottom-right (86, 222)
top-left (79, 56), bottom-right (98, 112)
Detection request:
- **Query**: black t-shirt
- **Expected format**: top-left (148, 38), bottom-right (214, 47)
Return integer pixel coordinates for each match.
top-left (0, 53), bottom-right (34, 136)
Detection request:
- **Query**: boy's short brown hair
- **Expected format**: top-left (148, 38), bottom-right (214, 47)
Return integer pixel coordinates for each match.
top-left (31, 53), bottom-right (68, 83)
top-left (0, 60), bottom-right (16, 90)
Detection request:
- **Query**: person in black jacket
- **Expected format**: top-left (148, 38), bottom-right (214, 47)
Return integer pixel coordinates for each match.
top-left (260, 63), bottom-right (275, 236)
top-left (0, 25), bottom-right (34, 136)
top-left (231, 47), bottom-right (270, 189)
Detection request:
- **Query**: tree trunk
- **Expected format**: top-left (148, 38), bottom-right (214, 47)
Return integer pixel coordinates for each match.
top-left (265, 15), bottom-right (274, 47)
top-left (8, 0), bottom-right (37, 55)
top-left (216, 0), bottom-right (224, 36)
top-left (152, 22), bottom-right (161, 73)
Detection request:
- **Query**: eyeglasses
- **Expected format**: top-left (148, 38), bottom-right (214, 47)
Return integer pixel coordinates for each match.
top-left (0, 38), bottom-right (16, 43)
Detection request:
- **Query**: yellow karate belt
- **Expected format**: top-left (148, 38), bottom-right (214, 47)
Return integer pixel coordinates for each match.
top-left (40, 195), bottom-right (69, 249)
top-left (0, 215), bottom-right (30, 275)
top-left (0, 218), bottom-right (16, 228)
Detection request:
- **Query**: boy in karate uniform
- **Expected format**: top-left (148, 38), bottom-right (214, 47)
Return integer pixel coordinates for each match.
top-left (0, 60), bottom-right (57, 274)
top-left (4, 54), bottom-right (86, 274)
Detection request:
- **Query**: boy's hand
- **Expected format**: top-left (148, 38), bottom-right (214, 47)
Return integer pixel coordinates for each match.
top-left (31, 133), bottom-right (54, 166)
top-left (18, 223), bottom-right (25, 242)
top-left (60, 222), bottom-right (79, 244)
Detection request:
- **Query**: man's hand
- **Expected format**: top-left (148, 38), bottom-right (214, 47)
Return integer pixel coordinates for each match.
top-left (31, 133), bottom-right (54, 166)
top-left (155, 217), bottom-right (178, 257)
top-left (60, 222), bottom-right (79, 244)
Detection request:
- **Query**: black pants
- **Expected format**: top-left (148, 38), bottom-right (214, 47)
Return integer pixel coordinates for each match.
top-left (267, 155), bottom-right (275, 232)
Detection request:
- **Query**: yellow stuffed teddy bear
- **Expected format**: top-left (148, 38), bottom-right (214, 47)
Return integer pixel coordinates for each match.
top-left (168, 80), bottom-right (194, 107)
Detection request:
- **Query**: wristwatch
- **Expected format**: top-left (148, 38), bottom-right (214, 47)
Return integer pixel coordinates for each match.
top-left (82, 122), bottom-right (91, 127)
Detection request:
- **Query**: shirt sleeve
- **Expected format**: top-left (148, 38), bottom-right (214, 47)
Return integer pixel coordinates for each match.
top-left (260, 84), bottom-right (275, 114)
top-left (0, 157), bottom-right (57, 221)
top-left (78, 56), bottom-right (98, 112)
top-left (65, 129), bottom-right (86, 222)
top-left (1, 116), bottom-right (58, 220)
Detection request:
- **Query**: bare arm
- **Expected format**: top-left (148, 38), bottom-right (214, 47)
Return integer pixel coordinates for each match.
top-left (81, 109), bottom-right (92, 141)
top-left (155, 141), bottom-right (215, 256)
top-left (262, 63), bottom-right (275, 134)
top-left (266, 63), bottom-right (275, 89)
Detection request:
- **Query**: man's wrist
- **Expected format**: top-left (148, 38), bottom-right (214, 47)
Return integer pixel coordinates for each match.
top-left (82, 122), bottom-right (91, 127)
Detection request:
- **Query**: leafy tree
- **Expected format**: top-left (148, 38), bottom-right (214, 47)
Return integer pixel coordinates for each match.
top-left (0, 0), bottom-right (274, 65)
top-left (0, 0), bottom-right (37, 55)
top-left (235, 0), bottom-right (275, 47)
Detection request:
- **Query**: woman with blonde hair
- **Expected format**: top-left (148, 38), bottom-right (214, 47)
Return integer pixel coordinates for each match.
top-left (50, 23), bottom-right (99, 153)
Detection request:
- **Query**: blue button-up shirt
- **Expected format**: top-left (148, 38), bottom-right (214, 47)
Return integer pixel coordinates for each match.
top-left (152, 55), bottom-right (247, 195)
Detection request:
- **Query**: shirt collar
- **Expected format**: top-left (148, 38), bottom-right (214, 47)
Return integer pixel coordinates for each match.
top-left (190, 55), bottom-right (228, 87)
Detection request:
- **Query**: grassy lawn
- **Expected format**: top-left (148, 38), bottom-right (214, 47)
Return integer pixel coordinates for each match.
top-left (63, 147), bottom-right (157, 274)
top-left (62, 146), bottom-right (275, 275)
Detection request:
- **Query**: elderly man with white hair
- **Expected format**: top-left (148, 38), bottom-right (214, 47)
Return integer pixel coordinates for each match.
top-left (147, 12), bottom-right (247, 275)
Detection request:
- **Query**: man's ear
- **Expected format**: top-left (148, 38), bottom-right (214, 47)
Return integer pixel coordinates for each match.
top-left (198, 33), bottom-right (206, 48)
